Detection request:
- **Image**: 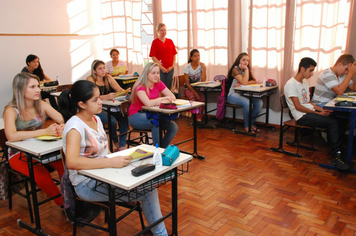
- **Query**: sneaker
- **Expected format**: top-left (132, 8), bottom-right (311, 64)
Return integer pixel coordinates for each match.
top-left (331, 152), bottom-right (350, 170)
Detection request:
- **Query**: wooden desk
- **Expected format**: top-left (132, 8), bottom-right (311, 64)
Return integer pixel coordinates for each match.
top-left (323, 99), bottom-right (356, 172)
top-left (6, 139), bottom-right (62, 236)
top-left (142, 100), bottom-right (205, 160)
top-left (102, 99), bottom-right (127, 152)
top-left (234, 85), bottom-right (278, 137)
top-left (192, 82), bottom-right (221, 129)
top-left (78, 144), bottom-right (192, 236)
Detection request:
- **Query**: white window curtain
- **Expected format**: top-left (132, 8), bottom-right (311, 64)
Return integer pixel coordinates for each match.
top-left (293, 0), bottom-right (351, 87)
top-left (248, 0), bottom-right (352, 91)
top-left (100, 0), bottom-right (144, 74)
top-left (159, 0), bottom-right (228, 80)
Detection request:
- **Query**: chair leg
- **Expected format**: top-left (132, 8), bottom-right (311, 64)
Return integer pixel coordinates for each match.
top-left (286, 128), bottom-right (317, 151)
top-left (271, 125), bottom-right (302, 158)
top-left (24, 178), bottom-right (34, 223)
top-left (137, 202), bottom-right (145, 230)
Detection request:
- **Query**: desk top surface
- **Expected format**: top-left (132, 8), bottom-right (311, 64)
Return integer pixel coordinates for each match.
top-left (78, 144), bottom-right (192, 190)
top-left (142, 99), bottom-right (204, 114)
top-left (113, 76), bottom-right (138, 81)
top-left (324, 99), bottom-right (356, 110)
top-left (41, 85), bottom-right (58, 91)
top-left (234, 85), bottom-right (278, 92)
top-left (102, 99), bottom-right (126, 106)
top-left (191, 82), bottom-right (221, 88)
top-left (6, 138), bottom-right (62, 157)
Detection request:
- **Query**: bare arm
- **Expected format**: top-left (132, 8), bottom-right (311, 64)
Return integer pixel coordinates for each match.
top-left (200, 63), bottom-right (207, 82)
top-left (65, 129), bottom-right (132, 170)
top-left (332, 62), bottom-right (356, 94)
top-left (167, 55), bottom-right (176, 73)
top-left (137, 87), bottom-right (175, 107)
top-left (4, 102), bottom-right (64, 142)
top-left (290, 97), bottom-right (330, 116)
top-left (151, 57), bottom-right (167, 73)
top-left (43, 73), bottom-right (52, 82)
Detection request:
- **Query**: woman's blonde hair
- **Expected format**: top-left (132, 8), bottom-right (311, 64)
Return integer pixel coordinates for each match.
top-left (156, 23), bottom-right (166, 32)
top-left (131, 62), bottom-right (160, 104)
top-left (5, 72), bottom-right (44, 119)
top-left (90, 59), bottom-right (110, 91)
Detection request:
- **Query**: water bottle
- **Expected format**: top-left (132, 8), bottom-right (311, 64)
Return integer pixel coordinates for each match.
top-left (152, 143), bottom-right (162, 167)
top-left (56, 76), bottom-right (60, 85)
top-left (263, 79), bottom-right (266, 88)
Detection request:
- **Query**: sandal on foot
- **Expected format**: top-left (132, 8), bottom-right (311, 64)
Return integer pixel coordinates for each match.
top-left (251, 125), bottom-right (260, 133)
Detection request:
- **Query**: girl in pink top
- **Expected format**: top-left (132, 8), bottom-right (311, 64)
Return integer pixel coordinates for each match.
top-left (128, 62), bottom-right (178, 148)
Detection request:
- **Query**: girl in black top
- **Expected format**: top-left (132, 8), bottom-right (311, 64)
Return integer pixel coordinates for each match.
top-left (86, 60), bottom-right (130, 150)
top-left (21, 54), bottom-right (58, 109)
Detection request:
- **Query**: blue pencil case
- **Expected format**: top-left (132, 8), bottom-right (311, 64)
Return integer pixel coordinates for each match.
top-left (162, 145), bottom-right (180, 166)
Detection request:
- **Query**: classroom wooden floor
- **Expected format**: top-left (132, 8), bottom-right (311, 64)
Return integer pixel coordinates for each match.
top-left (1, 116), bottom-right (356, 235)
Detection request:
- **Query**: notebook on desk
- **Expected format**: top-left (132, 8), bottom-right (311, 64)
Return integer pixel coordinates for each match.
top-left (105, 147), bottom-right (154, 163)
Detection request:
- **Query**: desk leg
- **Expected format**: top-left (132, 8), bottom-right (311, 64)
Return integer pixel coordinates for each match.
top-left (108, 185), bottom-right (117, 236)
top-left (107, 108), bottom-right (114, 153)
top-left (172, 167), bottom-right (178, 235)
top-left (197, 88), bottom-right (214, 129)
top-left (346, 111), bottom-right (355, 164)
top-left (17, 154), bottom-right (48, 236)
top-left (159, 114), bottom-right (163, 147)
top-left (192, 113), bottom-right (205, 160)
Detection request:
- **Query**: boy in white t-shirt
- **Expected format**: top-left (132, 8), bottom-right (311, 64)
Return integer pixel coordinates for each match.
top-left (284, 57), bottom-right (348, 170)
top-left (312, 54), bottom-right (356, 107)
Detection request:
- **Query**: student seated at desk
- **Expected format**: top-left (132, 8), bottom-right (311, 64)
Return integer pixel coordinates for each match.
top-left (128, 62), bottom-right (178, 148)
top-left (227, 52), bottom-right (263, 134)
top-left (59, 80), bottom-right (168, 236)
top-left (105, 49), bottom-right (128, 76)
top-left (21, 54), bottom-right (58, 110)
top-left (3, 72), bottom-right (65, 206)
top-left (312, 54), bottom-right (356, 107)
top-left (87, 60), bottom-right (130, 151)
top-left (184, 49), bottom-right (207, 121)
top-left (284, 57), bottom-right (349, 170)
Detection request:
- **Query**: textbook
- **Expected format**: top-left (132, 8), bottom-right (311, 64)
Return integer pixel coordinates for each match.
top-left (336, 96), bottom-right (354, 102)
top-left (115, 88), bottom-right (130, 97)
top-left (129, 148), bottom-right (154, 162)
top-left (173, 99), bottom-right (192, 108)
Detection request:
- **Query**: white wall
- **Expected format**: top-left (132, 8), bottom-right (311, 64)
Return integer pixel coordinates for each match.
top-left (0, 0), bottom-right (104, 117)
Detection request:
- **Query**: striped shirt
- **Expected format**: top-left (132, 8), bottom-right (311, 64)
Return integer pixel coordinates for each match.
top-left (312, 67), bottom-right (353, 105)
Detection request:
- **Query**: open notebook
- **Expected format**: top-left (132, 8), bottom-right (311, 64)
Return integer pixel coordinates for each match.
top-left (105, 147), bottom-right (154, 163)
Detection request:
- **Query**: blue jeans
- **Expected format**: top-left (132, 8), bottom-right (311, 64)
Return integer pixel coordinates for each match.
top-left (96, 110), bottom-right (128, 148)
top-left (160, 69), bottom-right (174, 89)
top-left (227, 93), bottom-right (263, 128)
top-left (128, 112), bottom-right (178, 148)
top-left (75, 179), bottom-right (168, 236)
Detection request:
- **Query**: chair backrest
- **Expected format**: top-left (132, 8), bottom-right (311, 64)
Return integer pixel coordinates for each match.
top-left (56, 84), bottom-right (73, 92)
top-left (280, 94), bottom-right (294, 119)
top-left (309, 86), bottom-right (315, 101)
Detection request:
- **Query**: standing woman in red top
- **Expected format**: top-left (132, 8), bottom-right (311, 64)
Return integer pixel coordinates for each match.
top-left (149, 23), bottom-right (177, 90)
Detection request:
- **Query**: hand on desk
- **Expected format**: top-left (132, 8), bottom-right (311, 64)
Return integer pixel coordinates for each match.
top-left (110, 155), bottom-right (133, 168)
top-left (46, 123), bottom-right (64, 137)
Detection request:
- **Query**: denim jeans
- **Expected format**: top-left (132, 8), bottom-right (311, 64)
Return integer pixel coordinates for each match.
top-left (96, 110), bottom-right (128, 148)
top-left (227, 93), bottom-right (263, 128)
top-left (160, 69), bottom-right (174, 89)
top-left (128, 112), bottom-right (178, 148)
top-left (75, 179), bottom-right (168, 236)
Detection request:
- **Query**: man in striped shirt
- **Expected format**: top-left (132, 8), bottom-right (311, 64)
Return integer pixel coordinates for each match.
top-left (312, 54), bottom-right (356, 107)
